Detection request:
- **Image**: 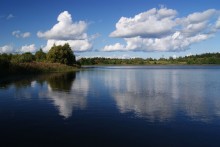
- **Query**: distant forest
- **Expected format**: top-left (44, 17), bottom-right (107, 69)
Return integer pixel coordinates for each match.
top-left (79, 53), bottom-right (220, 65)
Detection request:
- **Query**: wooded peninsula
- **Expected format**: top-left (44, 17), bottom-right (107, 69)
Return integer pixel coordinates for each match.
top-left (0, 44), bottom-right (80, 76)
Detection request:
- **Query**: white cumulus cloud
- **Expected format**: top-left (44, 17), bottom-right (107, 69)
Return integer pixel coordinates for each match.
top-left (37, 11), bottom-right (93, 52)
top-left (216, 17), bottom-right (220, 29)
top-left (43, 39), bottom-right (92, 52)
top-left (0, 45), bottom-right (13, 53)
top-left (37, 11), bottom-right (88, 40)
top-left (12, 30), bottom-right (31, 38)
top-left (104, 8), bottom-right (220, 52)
top-left (185, 9), bottom-right (216, 24)
top-left (103, 43), bottom-right (125, 52)
top-left (0, 44), bottom-right (37, 54)
top-left (110, 7), bottom-right (177, 38)
top-left (19, 44), bottom-right (37, 53)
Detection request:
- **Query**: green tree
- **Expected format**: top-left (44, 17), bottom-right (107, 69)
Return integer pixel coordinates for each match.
top-left (35, 48), bottom-right (46, 62)
top-left (20, 52), bottom-right (35, 63)
top-left (11, 52), bottom-right (34, 63)
top-left (0, 53), bottom-right (11, 69)
top-left (47, 44), bottom-right (75, 65)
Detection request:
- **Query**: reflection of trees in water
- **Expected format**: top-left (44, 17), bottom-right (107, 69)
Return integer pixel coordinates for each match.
top-left (0, 75), bottom-right (36, 89)
top-left (46, 72), bottom-right (76, 91)
top-left (0, 72), bottom-right (76, 91)
top-left (0, 72), bottom-right (76, 90)
top-left (0, 75), bottom-right (48, 100)
top-left (0, 72), bottom-right (88, 119)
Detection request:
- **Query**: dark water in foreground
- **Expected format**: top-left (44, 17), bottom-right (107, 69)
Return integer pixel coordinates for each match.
top-left (1, 66), bottom-right (220, 147)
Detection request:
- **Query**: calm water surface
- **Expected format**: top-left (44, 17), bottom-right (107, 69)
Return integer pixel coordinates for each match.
top-left (0, 66), bottom-right (220, 146)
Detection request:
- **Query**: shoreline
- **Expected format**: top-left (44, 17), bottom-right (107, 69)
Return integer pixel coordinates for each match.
top-left (82, 64), bottom-right (220, 67)
top-left (0, 62), bottom-right (80, 77)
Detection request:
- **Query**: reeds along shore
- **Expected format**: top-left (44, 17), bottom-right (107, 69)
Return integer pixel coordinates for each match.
top-left (0, 62), bottom-right (79, 76)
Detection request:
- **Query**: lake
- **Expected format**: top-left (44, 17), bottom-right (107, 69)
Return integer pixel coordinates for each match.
top-left (1, 66), bottom-right (220, 147)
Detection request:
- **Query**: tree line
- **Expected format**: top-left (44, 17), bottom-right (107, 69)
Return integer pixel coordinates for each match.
top-left (79, 53), bottom-right (220, 65)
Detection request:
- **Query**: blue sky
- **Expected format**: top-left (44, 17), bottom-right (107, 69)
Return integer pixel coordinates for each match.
top-left (1, 0), bottom-right (220, 59)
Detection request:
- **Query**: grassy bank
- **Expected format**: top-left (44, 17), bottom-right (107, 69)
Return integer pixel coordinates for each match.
top-left (1, 62), bottom-right (80, 76)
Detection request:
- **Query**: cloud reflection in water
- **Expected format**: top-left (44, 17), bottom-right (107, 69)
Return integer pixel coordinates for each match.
top-left (103, 68), bottom-right (220, 122)
top-left (45, 73), bottom-right (89, 119)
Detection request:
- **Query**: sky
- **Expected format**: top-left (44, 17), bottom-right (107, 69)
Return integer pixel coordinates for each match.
top-left (1, 0), bottom-right (220, 59)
